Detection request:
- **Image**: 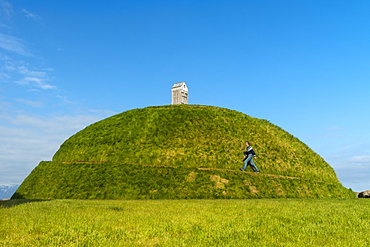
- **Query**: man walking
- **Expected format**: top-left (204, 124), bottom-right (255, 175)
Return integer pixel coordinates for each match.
top-left (240, 141), bottom-right (260, 173)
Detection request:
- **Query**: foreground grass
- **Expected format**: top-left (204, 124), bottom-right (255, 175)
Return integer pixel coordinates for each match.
top-left (1, 199), bottom-right (369, 246)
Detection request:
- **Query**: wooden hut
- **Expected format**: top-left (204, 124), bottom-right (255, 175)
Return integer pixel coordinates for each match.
top-left (171, 81), bottom-right (188, 104)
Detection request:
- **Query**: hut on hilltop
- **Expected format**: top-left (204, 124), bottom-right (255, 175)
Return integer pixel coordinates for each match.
top-left (172, 81), bottom-right (188, 105)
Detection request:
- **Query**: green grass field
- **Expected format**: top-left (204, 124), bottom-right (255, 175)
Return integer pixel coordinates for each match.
top-left (1, 199), bottom-right (369, 246)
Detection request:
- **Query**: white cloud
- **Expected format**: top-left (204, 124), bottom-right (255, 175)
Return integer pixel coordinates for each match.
top-left (15, 98), bottom-right (43, 108)
top-left (334, 164), bottom-right (370, 192)
top-left (0, 101), bottom-right (12, 111)
top-left (0, 7), bottom-right (55, 90)
top-left (348, 155), bottom-right (370, 163)
top-left (0, 71), bottom-right (9, 80)
top-left (0, 33), bottom-right (31, 56)
top-left (1, 56), bottom-right (57, 90)
top-left (326, 126), bottom-right (343, 131)
top-left (2, 54), bottom-right (16, 70)
top-left (16, 76), bottom-right (57, 90)
top-left (0, 0), bottom-right (13, 20)
top-left (39, 84), bottom-right (56, 90)
top-left (18, 66), bottom-right (47, 77)
top-left (325, 150), bottom-right (370, 192)
top-left (20, 9), bottom-right (40, 21)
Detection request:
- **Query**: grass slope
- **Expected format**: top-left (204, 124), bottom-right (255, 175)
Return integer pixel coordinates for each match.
top-left (13, 162), bottom-right (354, 199)
top-left (13, 105), bottom-right (354, 199)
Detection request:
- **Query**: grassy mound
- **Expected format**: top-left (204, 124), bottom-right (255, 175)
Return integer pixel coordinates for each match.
top-left (13, 105), bottom-right (354, 199)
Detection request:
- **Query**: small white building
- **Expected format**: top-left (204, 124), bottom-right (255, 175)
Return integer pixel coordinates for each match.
top-left (171, 81), bottom-right (188, 105)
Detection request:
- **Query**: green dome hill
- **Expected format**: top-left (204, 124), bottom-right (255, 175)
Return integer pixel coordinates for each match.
top-left (13, 105), bottom-right (354, 199)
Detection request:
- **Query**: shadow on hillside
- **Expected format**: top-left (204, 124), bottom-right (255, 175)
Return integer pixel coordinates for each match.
top-left (0, 199), bottom-right (51, 208)
top-left (1, 192), bottom-right (51, 208)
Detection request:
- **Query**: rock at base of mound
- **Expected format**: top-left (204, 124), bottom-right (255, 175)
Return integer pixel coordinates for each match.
top-left (357, 190), bottom-right (370, 198)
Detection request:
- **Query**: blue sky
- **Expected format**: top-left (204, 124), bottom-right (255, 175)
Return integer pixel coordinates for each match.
top-left (1, 0), bottom-right (369, 192)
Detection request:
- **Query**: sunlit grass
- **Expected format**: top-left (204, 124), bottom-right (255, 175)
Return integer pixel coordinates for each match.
top-left (13, 105), bottom-right (354, 200)
top-left (1, 199), bottom-right (369, 246)
top-left (13, 162), bottom-right (355, 200)
top-left (52, 105), bottom-right (340, 183)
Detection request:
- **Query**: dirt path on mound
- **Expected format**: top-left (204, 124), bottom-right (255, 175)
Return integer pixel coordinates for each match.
top-left (197, 167), bottom-right (299, 179)
top-left (60, 161), bottom-right (299, 180)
